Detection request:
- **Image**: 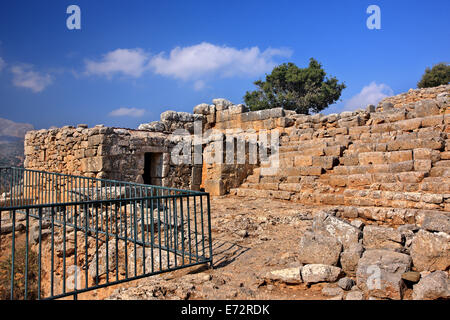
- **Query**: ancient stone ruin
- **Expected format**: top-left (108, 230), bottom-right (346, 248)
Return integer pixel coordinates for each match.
top-left (20, 84), bottom-right (450, 300)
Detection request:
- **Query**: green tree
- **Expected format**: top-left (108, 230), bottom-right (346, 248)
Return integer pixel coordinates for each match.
top-left (244, 59), bottom-right (346, 114)
top-left (417, 63), bottom-right (450, 88)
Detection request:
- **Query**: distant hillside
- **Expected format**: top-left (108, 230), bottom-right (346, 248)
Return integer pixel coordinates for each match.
top-left (0, 118), bottom-right (34, 168)
top-left (0, 118), bottom-right (34, 138)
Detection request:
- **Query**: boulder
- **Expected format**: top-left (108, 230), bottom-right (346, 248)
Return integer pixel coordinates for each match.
top-left (414, 99), bottom-right (440, 117)
top-left (193, 103), bottom-right (211, 115)
top-left (421, 212), bottom-right (450, 234)
top-left (340, 243), bottom-right (364, 276)
top-left (356, 249), bottom-right (412, 300)
top-left (410, 230), bottom-right (450, 271)
top-left (298, 231), bottom-right (342, 266)
top-left (363, 225), bottom-right (404, 251)
top-left (301, 264), bottom-right (343, 284)
top-left (412, 271), bottom-right (449, 300)
top-left (138, 121), bottom-right (166, 132)
top-left (212, 98), bottom-right (233, 111)
top-left (312, 211), bottom-right (362, 250)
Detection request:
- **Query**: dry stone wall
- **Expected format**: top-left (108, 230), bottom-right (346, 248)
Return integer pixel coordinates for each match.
top-left (24, 84), bottom-right (450, 222)
top-left (232, 85), bottom-right (450, 225)
top-left (24, 124), bottom-right (197, 190)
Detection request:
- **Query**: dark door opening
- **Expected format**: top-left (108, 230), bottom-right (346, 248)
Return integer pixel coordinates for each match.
top-left (143, 152), bottom-right (163, 186)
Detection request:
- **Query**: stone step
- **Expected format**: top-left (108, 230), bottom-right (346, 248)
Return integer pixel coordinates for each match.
top-left (231, 186), bottom-right (449, 215)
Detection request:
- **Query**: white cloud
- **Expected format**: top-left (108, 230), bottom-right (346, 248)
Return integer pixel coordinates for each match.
top-left (11, 64), bottom-right (52, 93)
top-left (109, 107), bottom-right (146, 117)
top-left (0, 57), bottom-right (5, 71)
top-left (345, 82), bottom-right (393, 110)
top-left (148, 42), bottom-right (292, 80)
top-left (85, 48), bottom-right (149, 78)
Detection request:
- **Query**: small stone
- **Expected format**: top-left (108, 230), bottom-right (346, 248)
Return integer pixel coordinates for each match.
top-left (328, 294), bottom-right (343, 300)
top-left (322, 286), bottom-right (344, 297)
top-left (401, 271), bottom-right (421, 283)
top-left (338, 277), bottom-right (355, 291)
top-left (236, 230), bottom-right (249, 238)
top-left (345, 290), bottom-right (364, 300)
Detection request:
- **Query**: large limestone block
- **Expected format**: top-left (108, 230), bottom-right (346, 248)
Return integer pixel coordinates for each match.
top-left (363, 225), bottom-right (404, 251)
top-left (298, 231), bottom-right (343, 266)
top-left (356, 249), bottom-right (411, 300)
top-left (340, 243), bottom-right (364, 276)
top-left (410, 230), bottom-right (450, 272)
top-left (421, 212), bottom-right (450, 234)
top-left (412, 271), bottom-right (449, 300)
top-left (312, 211), bottom-right (362, 250)
top-left (301, 264), bottom-right (343, 284)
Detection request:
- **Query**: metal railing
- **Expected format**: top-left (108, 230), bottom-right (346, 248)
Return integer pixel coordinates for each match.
top-left (0, 167), bottom-right (213, 300)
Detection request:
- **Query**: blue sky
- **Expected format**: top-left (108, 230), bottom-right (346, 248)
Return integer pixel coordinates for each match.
top-left (0, 0), bottom-right (449, 130)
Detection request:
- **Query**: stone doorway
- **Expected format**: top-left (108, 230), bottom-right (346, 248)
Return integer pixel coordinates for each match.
top-left (143, 152), bottom-right (163, 186)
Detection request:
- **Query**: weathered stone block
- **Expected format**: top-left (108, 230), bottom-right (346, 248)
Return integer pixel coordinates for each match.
top-left (410, 230), bottom-right (450, 272)
top-left (298, 232), bottom-right (343, 266)
top-left (363, 225), bottom-right (404, 250)
top-left (204, 180), bottom-right (225, 196)
top-left (294, 155), bottom-right (313, 167)
top-left (389, 150), bottom-right (412, 163)
top-left (340, 243), bottom-right (364, 276)
top-left (412, 271), bottom-right (449, 300)
top-left (301, 264), bottom-right (343, 284)
top-left (356, 249), bottom-right (411, 300)
top-left (359, 152), bottom-right (386, 165)
top-left (312, 212), bottom-right (362, 250)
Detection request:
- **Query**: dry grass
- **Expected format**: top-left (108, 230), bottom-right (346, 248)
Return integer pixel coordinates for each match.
top-left (0, 244), bottom-right (39, 300)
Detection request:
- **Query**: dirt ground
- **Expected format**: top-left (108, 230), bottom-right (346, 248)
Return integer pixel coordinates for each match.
top-left (2, 195), bottom-right (416, 300)
top-left (91, 195), bottom-right (340, 300)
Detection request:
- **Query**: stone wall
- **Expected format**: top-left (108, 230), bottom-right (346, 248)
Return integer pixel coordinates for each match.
top-left (24, 84), bottom-right (450, 219)
top-left (232, 85), bottom-right (450, 224)
top-left (193, 99), bottom-right (295, 195)
top-left (24, 125), bottom-right (197, 190)
top-left (378, 84), bottom-right (449, 110)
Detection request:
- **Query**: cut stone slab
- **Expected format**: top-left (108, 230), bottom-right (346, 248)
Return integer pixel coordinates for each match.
top-left (298, 231), bottom-right (342, 266)
top-left (356, 249), bottom-right (412, 300)
top-left (412, 271), bottom-right (449, 300)
top-left (301, 264), bottom-right (343, 284)
top-left (410, 230), bottom-right (450, 272)
top-left (363, 225), bottom-right (404, 251)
